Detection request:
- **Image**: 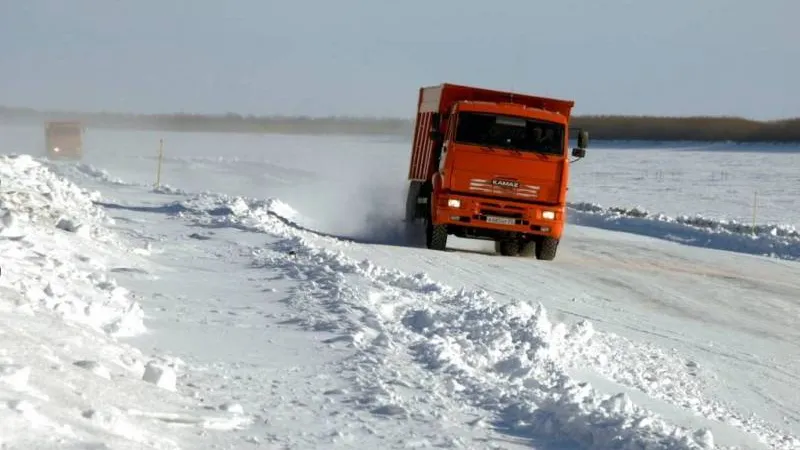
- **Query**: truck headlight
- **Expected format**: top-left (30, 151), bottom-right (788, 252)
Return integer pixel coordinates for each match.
top-left (447, 199), bottom-right (461, 208)
top-left (542, 211), bottom-right (555, 220)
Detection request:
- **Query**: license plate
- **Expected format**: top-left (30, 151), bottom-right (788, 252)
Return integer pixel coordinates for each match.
top-left (485, 215), bottom-right (516, 225)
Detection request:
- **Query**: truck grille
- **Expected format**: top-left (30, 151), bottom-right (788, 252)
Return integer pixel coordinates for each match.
top-left (480, 202), bottom-right (523, 210)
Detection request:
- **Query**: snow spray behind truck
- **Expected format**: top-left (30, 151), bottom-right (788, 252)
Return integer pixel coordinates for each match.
top-left (405, 83), bottom-right (588, 260)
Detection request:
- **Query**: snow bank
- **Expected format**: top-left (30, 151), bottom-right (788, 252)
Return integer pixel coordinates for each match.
top-left (41, 160), bottom-right (131, 187)
top-left (151, 184), bottom-right (191, 195)
top-left (39, 159), bottom-right (194, 197)
top-left (0, 154), bottom-right (144, 336)
top-left (1, 155), bottom-right (118, 241)
top-left (167, 194), bottom-right (309, 237)
top-left (568, 201), bottom-right (800, 261)
top-left (0, 155), bottom-right (160, 447)
top-left (0, 155), bottom-right (255, 448)
top-left (166, 192), bottom-right (800, 449)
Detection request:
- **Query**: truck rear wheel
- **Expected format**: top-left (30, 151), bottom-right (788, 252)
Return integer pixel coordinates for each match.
top-left (426, 222), bottom-right (448, 251)
top-left (405, 181), bottom-right (427, 222)
top-left (535, 237), bottom-right (559, 260)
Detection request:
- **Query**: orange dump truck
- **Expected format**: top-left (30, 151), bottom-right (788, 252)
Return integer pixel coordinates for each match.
top-left (405, 83), bottom-right (588, 260)
top-left (44, 120), bottom-right (85, 160)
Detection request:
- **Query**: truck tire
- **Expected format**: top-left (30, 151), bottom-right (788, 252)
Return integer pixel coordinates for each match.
top-left (535, 237), bottom-right (559, 261)
top-left (498, 239), bottom-right (520, 256)
top-left (405, 181), bottom-right (424, 222)
top-left (426, 222), bottom-right (448, 251)
top-left (518, 240), bottom-right (536, 257)
top-left (416, 182), bottom-right (433, 222)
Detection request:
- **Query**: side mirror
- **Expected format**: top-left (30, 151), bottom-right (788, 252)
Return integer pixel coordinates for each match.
top-left (571, 147), bottom-right (586, 158)
top-left (577, 130), bottom-right (589, 149)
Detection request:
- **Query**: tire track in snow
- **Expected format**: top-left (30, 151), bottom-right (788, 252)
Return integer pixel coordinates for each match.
top-left (255, 236), bottom-right (716, 450)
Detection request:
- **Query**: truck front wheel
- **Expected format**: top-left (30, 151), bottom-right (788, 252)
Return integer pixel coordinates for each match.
top-left (518, 240), bottom-right (536, 257)
top-left (426, 222), bottom-right (448, 251)
top-left (497, 239), bottom-right (520, 256)
top-left (535, 237), bottom-right (559, 260)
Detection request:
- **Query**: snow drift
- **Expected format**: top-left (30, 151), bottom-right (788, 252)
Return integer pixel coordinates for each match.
top-left (0, 154), bottom-right (145, 335)
top-left (41, 161), bottom-right (131, 187)
top-left (568, 201), bottom-right (800, 261)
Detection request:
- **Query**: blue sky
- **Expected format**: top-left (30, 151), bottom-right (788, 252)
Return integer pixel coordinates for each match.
top-left (0, 0), bottom-right (796, 119)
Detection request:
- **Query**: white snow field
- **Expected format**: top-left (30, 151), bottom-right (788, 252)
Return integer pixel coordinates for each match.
top-left (1, 124), bottom-right (799, 449)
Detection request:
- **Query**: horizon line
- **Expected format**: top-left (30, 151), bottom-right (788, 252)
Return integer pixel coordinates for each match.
top-left (1, 105), bottom-right (797, 124)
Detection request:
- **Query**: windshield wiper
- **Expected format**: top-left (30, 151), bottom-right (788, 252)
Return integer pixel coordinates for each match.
top-left (532, 151), bottom-right (548, 160)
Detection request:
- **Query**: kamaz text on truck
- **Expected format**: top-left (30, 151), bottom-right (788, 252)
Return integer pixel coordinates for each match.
top-left (405, 83), bottom-right (588, 261)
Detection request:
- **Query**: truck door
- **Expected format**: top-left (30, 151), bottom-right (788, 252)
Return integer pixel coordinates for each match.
top-left (438, 113), bottom-right (457, 172)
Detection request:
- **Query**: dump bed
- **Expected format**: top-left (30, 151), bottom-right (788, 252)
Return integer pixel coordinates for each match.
top-left (408, 83), bottom-right (575, 181)
top-left (420, 83), bottom-right (574, 117)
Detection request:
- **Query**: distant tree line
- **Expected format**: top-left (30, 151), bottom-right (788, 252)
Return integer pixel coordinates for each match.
top-left (570, 115), bottom-right (800, 142)
top-left (2, 106), bottom-right (799, 143)
top-left (0, 107), bottom-right (409, 136)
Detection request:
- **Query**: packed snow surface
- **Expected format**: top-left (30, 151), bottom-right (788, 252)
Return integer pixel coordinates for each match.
top-left (1, 127), bottom-right (799, 449)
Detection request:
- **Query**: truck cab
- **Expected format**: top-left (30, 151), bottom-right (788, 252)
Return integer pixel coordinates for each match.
top-left (405, 83), bottom-right (587, 260)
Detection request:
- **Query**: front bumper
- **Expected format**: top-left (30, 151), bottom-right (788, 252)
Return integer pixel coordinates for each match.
top-left (432, 193), bottom-right (565, 238)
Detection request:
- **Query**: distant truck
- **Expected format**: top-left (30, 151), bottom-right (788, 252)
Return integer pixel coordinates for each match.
top-left (44, 120), bottom-right (84, 160)
top-left (405, 83), bottom-right (588, 260)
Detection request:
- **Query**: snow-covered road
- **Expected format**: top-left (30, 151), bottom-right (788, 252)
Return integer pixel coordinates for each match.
top-left (2, 128), bottom-right (799, 449)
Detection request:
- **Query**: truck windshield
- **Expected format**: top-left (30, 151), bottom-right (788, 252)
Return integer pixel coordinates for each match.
top-left (49, 128), bottom-right (80, 136)
top-left (454, 112), bottom-right (564, 155)
top-left (47, 124), bottom-right (82, 136)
